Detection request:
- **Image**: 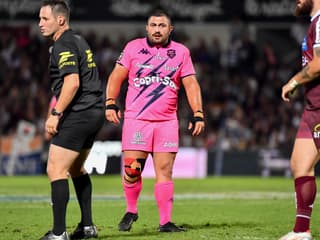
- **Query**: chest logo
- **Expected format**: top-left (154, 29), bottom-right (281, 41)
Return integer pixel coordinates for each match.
top-left (167, 49), bottom-right (176, 59)
top-left (138, 48), bottom-right (151, 55)
top-left (58, 51), bottom-right (75, 69)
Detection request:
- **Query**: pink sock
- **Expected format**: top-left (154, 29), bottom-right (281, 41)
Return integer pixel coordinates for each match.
top-left (294, 176), bottom-right (316, 232)
top-left (155, 181), bottom-right (174, 225)
top-left (123, 178), bottom-right (142, 214)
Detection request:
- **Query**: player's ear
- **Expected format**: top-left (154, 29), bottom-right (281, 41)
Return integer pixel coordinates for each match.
top-left (58, 16), bottom-right (65, 26)
top-left (169, 25), bottom-right (174, 34)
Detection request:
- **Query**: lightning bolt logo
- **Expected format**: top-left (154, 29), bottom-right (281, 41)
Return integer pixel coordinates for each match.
top-left (137, 84), bottom-right (166, 117)
top-left (134, 58), bottom-right (169, 102)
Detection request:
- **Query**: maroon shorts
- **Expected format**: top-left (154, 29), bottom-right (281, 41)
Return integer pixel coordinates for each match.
top-left (297, 109), bottom-right (320, 148)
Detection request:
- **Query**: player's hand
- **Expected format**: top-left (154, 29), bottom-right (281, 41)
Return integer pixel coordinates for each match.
top-left (45, 115), bottom-right (59, 136)
top-left (188, 111), bottom-right (205, 136)
top-left (281, 79), bottom-right (299, 102)
top-left (44, 131), bottom-right (53, 141)
top-left (105, 104), bottom-right (121, 124)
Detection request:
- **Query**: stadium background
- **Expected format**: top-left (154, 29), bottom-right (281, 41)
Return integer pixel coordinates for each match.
top-left (0, 0), bottom-right (310, 176)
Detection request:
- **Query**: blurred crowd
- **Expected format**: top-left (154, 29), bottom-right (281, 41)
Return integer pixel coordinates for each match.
top-left (0, 21), bottom-right (307, 151)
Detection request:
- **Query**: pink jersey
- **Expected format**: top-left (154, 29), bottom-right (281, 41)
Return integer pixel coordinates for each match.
top-left (117, 37), bottom-right (196, 121)
top-left (301, 12), bottom-right (320, 110)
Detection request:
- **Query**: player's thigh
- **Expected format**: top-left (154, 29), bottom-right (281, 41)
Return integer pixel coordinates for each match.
top-left (47, 144), bottom-right (79, 180)
top-left (291, 138), bottom-right (319, 178)
top-left (152, 152), bottom-right (177, 181)
top-left (69, 149), bottom-right (91, 177)
top-left (153, 152), bottom-right (176, 170)
top-left (292, 109), bottom-right (320, 177)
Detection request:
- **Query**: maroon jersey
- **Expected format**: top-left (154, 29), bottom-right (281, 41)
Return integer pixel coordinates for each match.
top-left (302, 13), bottom-right (320, 110)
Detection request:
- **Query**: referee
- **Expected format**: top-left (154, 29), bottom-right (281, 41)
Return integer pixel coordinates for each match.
top-left (38, 1), bottom-right (104, 240)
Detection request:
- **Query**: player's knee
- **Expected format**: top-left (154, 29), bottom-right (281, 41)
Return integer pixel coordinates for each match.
top-left (124, 157), bottom-right (146, 183)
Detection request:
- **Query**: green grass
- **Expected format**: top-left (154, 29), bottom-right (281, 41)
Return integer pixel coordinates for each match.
top-left (0, 175), bottom-right (319, 240)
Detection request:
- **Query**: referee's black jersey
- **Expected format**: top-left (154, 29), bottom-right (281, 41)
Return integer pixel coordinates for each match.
top-left (49, 29), bottom-right (103, 111)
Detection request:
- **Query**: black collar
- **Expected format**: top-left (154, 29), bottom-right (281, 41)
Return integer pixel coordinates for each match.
top-left (146, 37), bottom-right (171, 48)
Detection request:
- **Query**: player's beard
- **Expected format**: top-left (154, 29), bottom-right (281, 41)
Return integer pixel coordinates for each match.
top-left (295, 0), bottom-right (313, 16)
top-left (148, 33), bottom-right (168, 46)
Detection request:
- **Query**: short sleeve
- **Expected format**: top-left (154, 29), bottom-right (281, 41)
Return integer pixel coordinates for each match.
top-left (116, 42), bottom-right (132, 70)
top-left (180, 47), bottom-right (196, 78)
top-left (53, 41), bottom-right (79, 77)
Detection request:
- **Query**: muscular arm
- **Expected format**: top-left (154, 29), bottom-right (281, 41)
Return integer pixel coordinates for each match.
top-left (282, 46), bottom-right (320, 101)
top-left (296, 47), bottom-right (320, 83)
top-left (105, 63), bottom-right (128, 124)
top-left (182, 75), bottom-right (203, 113)
top-left (106, 63), bottom-right (128, 100)
top-left (182, 75), bottom-right (205, 136)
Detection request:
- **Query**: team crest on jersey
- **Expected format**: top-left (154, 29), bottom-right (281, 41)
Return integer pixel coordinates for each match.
top-left (167, 49), bottom-right (176, 59)
top-left (302, 36), bottom-right (307, 51)
top-left (313, 123), bottom-right (320, 138)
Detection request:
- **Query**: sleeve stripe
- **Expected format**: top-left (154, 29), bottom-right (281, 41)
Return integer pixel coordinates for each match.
top-left (181, 73), bottom-right (196, 79)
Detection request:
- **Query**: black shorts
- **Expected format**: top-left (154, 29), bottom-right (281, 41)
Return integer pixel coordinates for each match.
top-left (51, 106), bottom-right (104, 152)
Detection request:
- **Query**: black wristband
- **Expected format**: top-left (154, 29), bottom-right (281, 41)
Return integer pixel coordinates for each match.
top-left (191, 116), bottom-right (204, 124)
top-left (51, 108), bottom-right (63, 117)
top-left (105, 104), bottom-right (120, 112)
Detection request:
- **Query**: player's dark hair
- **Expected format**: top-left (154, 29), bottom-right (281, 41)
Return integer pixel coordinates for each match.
top-left (147, 9), bottom-right (172, 25)
top-left (41, 0), bottom-right (70, 22)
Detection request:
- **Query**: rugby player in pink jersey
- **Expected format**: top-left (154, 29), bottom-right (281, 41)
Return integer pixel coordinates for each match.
top-left (280, 0), bottom-right (320, 239)
top-left (105, 9), bottom-right (205, 232)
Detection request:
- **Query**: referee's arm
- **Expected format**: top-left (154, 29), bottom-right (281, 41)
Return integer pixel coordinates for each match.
top-left (45, 73), bottom-right (79, 135)
top-left (54, 73), bottom-right (80, 113)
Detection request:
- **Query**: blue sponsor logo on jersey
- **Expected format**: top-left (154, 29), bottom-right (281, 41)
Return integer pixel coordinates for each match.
top-left (302, 36), bottom-right (308, 51)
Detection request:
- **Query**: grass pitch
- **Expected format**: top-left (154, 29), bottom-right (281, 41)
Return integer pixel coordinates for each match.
top-left (1, 175), bottom-right (319, 240)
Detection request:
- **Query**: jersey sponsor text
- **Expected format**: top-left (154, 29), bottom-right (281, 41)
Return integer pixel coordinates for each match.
top-left (133, 76), bottom-right (177, 89)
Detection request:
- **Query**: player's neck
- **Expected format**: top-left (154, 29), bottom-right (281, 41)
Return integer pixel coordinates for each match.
top-left (53, 26), bottom-right (69, 41)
